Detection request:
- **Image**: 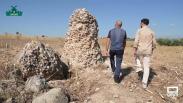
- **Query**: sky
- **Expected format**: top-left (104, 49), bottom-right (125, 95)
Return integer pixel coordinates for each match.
top-left (0, 0), bottom-right (183, 38)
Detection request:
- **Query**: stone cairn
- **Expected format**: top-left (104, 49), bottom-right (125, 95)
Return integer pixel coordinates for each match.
top-left (62, 8), bottom-right (102, 68)
top-left (18, 41), bottom-right (68, 79)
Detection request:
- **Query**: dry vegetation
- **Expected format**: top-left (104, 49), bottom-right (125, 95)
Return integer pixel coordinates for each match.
top-left (0, 34), bottom-right (183, 103)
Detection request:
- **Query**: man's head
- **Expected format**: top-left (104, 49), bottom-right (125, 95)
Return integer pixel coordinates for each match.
top-left (141, 18), bottom-right (149, 27)
top-left (115, 20), bottom-right (122, 28)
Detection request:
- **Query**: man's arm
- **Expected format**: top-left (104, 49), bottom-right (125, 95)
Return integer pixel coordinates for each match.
top-left (152, 32), bottom-right (157, 52)
top-left (123, 32), bottom-right (127, 49)
top-left (104, 30), bottom-right (111, 56)
top-left (106, 38), bottom-right (110, 52)
top-left (133, 30), bottom-right (140, 56)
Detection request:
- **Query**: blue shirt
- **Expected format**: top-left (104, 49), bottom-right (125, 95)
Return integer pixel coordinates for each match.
top-left (107, 28), bottom-right (127, 50)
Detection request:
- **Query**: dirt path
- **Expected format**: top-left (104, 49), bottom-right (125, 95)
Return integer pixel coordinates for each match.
top-left (76, 64), bottom-right (165, 103)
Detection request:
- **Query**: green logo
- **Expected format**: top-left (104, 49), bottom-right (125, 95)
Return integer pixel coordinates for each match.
top-left (6, 6), bottom-right (23, 16)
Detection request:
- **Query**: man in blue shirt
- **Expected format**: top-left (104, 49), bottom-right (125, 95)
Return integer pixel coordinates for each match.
top-left (105, 20), bottom-right (127, 83)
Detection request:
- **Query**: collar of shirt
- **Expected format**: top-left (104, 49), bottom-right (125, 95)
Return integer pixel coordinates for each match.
top-left (141, 26), bottom-right (148, 30)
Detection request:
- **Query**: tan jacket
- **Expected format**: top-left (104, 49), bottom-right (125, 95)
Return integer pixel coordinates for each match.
top-left (133, 26), bottom-right (156, 55)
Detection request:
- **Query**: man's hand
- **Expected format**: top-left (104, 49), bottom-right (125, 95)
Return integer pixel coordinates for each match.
top-left (103, 50), bottom-right (109, 56)
top-left (105, 38), bottom-right (110, 56)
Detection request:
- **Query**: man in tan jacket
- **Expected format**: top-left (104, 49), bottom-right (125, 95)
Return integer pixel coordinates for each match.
top-left (133, 18), bottom-right (156, 88)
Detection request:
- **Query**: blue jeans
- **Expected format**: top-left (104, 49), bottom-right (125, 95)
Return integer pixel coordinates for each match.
top-left (109, 49), bottom-right (124, 76)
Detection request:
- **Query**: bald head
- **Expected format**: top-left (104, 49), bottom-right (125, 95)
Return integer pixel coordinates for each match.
top-left (115, 20), bottom-right (122, 28)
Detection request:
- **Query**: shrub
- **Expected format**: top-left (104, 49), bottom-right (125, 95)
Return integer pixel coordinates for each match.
top-left (157, 38), bottom-right (183, 46)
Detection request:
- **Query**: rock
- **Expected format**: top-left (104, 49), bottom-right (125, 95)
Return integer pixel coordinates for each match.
top-left (8, 68), bottom-right (23, 81)
top-left (113, 94), bottom-right (119, 98)
top-left (109, 100), bottom-right (115, 103)
top-left (0, 80), bottom-right (29, 103)
top-left (25, 75), bottom-right (47, 93)
top-left (0, 80), bottom-right (22, 98)
top-left (0, 85), bottom-right (3, 93)
top-left (95, 88), bottom-right (100, 92)
top-left (129, 89), bottom-right (133, 92)
top-left (47, 80), bottom-right (66, 88)
top-left (147, 99), bottom-right (153, 103)
top-left (62, 8), bottom-right (102, 68)
top-left (17, 41), bottom-right (68, 79)
top-left (32, 88), bottom-right (68, 103)
top-left (4, 98), bottom-right (16, 103)
top-left (4, 98), bottom-right (11, 103)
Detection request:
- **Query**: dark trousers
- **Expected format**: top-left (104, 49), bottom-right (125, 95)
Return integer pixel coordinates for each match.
top-left (109, 49), bottom-right (124, 76)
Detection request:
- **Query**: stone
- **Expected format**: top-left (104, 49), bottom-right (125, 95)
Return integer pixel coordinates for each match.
top-left (109, 100), bottom-right (115, 103)
top-left (4, 98), bottom-right (16, 103)
top-left (62, 8), bottom-right (102, 68)
top-left (47, 80), bottom-right (66, 88)
top-left (17, 41), bottom-right (68, 79)
top-left (25, 75), bottom-right (47, 93)
top-left (32, 88), bottom-right (68, 103)
top-left (0, 80), bottom-right (21, 97)
top-left (95, 88), bottom-right (100, 92)
top-left (8, 68), bottom-right (22, 81)
top-left (0, 79), bottom-right (27, 103)
top-left (113, 94), bottom-right (119, 98)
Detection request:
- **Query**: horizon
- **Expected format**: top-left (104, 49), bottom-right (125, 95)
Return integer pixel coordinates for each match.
top-left (0, 0), bottom-right (183, 38)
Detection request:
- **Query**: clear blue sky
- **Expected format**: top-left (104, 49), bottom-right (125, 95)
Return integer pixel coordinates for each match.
top-left (0, 0), bottom-right (183, 38)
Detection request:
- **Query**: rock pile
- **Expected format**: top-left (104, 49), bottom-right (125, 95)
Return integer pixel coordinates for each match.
top-left (18, 41), bottom-right (68, 79)
top-left (62, 8), bottom-right (102, 68)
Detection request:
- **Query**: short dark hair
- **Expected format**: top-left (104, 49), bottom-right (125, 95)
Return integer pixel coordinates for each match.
top-left (141, 18), bottom-right (149, 25)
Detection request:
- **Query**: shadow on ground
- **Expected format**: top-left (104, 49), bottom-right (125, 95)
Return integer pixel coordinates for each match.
top-left (118, 67), bottom-right (157, 84)
top-left (137, 68), bottom-right (157, 84)
top-left (119, 67), bottom-right (133, 83)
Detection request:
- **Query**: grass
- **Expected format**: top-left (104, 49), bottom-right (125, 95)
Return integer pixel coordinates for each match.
top-left (0, 34), bottom-right (65, 48)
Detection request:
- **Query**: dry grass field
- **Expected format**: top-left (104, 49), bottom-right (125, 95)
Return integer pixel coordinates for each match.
top-left (0, 34), bottom-right (183, 103)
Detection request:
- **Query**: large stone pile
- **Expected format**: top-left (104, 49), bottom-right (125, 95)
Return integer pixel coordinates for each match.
top-left (62, 8), bottom-right (102, 68)
top-left (18, 41), bottom-right (68, 79)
